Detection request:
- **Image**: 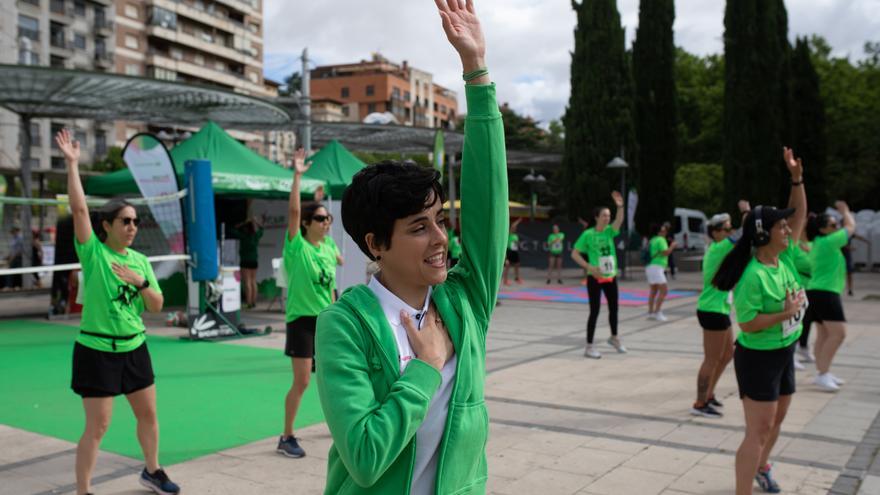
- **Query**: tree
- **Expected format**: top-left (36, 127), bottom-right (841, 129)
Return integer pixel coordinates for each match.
top-left (280, 71), bottom-right (302, 96)
top-left (90, 146), bottom-right (125, 172)
top-left (675, 163), bottom-right (724, 215)
top-left (722, 0), bottom-right (791, 210)
top-left (676, 50), bottom-right (724, 166)
top-left (790, 36), bottom-right (828, 210)
top-left (562, 0), bottom-right (636, 220)
top-left (633, 0), bottom-right (677, 233)
top-left (500, 103), bottom-right (547, 149)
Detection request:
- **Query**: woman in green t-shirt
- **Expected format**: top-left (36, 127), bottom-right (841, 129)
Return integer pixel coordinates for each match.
top-left (231, 214), bottom-right (264, 309)
top-left (712, 147), bottom-right (807, 495)
top-left (545, 224), bottom-right (565, 284)
top-left (645, 222), bottom-right (676, 321)
top-left (803, 201), bottom-right (856, 392)
top-left (503, 217), bottom-right (523, 285)
top-left (571, 191), bottom-right (625, 358)
top-left (55, 130), bottom-right (180, 495)
top-left (278, 148), bottom-right (343, 459)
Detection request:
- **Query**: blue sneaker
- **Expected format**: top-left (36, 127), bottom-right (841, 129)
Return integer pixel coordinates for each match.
top-left (277, 435), bottom-right (306, 458)
top-left (755, 464), bottom-right (781, 493)
top-left (139, 467), bottom-right (180, 495)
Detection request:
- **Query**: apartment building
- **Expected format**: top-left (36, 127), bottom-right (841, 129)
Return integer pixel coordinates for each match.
top-left (1, 0), bottom-right (117, 171)
top-left (310, 53), bottom-right (458, 130)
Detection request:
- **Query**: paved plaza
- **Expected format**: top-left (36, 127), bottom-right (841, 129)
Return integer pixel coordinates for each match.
top-left (2, 268), bottom-right (879, 494)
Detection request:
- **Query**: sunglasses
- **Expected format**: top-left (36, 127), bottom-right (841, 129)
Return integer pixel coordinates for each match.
top-left (116, 216), bottom-right (141, 227)
top-left (312, 214), bottom-right (333, 224)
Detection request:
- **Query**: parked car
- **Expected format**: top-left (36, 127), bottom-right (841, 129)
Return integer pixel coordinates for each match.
top-left (673, 207), bottom-right (708, 251)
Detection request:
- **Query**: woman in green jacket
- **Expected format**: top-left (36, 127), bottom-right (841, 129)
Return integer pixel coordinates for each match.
top-left (315, 2), bottom-right (507, 493)
top-left (713, 147), bottom-right (808, 495)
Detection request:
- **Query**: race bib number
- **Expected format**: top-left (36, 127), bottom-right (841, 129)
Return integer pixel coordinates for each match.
top-left (552, 241), bottom-right (562, 251)
top-left (782, 289), bottom-right (809, 337)
top-left (599, 255), bottom-right (616, 276)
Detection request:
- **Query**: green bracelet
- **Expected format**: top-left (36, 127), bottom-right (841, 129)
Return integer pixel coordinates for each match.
top-left (462, 68), bottom-right (489, 82)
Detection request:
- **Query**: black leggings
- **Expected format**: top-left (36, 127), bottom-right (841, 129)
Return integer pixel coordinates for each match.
top-left (586, 276), bottom-right (619, 344)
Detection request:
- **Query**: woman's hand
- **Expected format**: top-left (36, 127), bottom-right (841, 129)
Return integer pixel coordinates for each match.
top-left (112, 263), bottom-right (145, 287)
top-left (783, 147), bottom-right (803, 182)
top-left (54, 129), bottom-right (81, 167)
top-left (292, 148), bottom-right (311, 176)
top-left (783, 290), bottom-right (805, 319)
top-left (435, 0), bottom-right (486, 72)
top-left (401, 304), bottom-right (455, 371)
top-left (611, 191), bottom-right (624, 208)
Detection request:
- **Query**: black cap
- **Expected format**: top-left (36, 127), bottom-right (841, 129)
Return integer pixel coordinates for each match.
top-left (748, 206), bottom-right (796, 238)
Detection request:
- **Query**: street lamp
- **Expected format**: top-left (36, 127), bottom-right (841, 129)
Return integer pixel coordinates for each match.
top-left (522, 169), bottom-right (546, 221)
top-left (606, 156), bottom-right (629, 278)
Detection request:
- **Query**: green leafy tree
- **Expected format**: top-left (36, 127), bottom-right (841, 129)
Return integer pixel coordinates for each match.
top-left (633, 0), bottom-right (677, 233)
top-left (90, 146), bottom-right (125, 172)
top-left (562, 0), bottom-right (636, 219)
top-left (280, 71), bottom-right (302, 96)
top-left (791, 36), bottom-right (828, 209)
top-left (675, 163), bottom-right (724, 215)
top-left (722, 0), bottom-right (791, 209)
top-left (676, 50), bottom-right (724, 166)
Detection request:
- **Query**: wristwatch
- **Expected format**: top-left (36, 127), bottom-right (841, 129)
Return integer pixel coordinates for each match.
top-left (138, 279), bottom-right (150, 291)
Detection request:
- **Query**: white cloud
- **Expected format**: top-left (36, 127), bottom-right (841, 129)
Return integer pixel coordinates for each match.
top-left (264, 1), bottom-right (879, 124)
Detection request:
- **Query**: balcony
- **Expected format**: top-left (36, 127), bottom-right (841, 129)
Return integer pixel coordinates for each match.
top-left (95, 17), bottom-right (113, 33)
top-left (146, 51), bottom-right (265, 94)
top-left (94, 50), bottom-right (114, 68)
top-left (17, 27), bottom-right (40, 42)
top-left (50, 0), bottom-right (66, 14)
top-left (146, 25), bottom-right (258, 67)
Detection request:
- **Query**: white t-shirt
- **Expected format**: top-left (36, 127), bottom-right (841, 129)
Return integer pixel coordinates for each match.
top-left (367, 275), bottom-right (457, 494)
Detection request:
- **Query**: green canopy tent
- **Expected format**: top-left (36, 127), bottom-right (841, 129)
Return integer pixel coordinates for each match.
top-left (85, 121), bottom-right (324, 198)
top-left (302, 139), bottom-right (367, 199)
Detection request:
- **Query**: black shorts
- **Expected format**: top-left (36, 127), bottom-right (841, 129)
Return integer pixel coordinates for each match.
top-left (71, 341), bottom-right (154, 398)
top-left (240, 260), bottom-right (258, 270)
top-left (697, 311), bottom-right (731, 331)
top-left (506, 250), bottom-right (520, 264)
top-left (549, 253), bottom-right (562, 259)
top-left (285, 316), bottom-right (317, 358)
top-left (734, 342), bottom-right (796, 402)
top-left (805, 290), bottom-right (846, 322)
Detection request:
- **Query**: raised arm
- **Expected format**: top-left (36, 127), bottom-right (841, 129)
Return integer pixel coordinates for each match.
top-left (55, 129), bottom-right (92, 244)
top-left (835, 201), bottom-right (856, 237)
top-left (436, 0), bottom-right (507, 323)
top-left (510, 217), bottom-right (523, 233)
top-left (784, 147), bottom-right (807, 241)
top-left (611, 191), bottom-right (624, 231)
top-left (287, 148), bottom-right (311, 241)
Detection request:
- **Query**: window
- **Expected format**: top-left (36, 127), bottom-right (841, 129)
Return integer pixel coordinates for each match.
top-left (341, 87), bottom-right (349, 98)
top-left (94, 7), bottom-right (108, 29)
top-left (95, 130), bottom-right (107, 156)
top-left (18, 49), bottom-right (39, 64)
top-left (433, 102), bottom-right (438, 111)
top-left (73, 33), bottom-right (86, 49)
top-left (150, 67), bottom-right (177, 81)
top-left (214, 61), bottom-right (225, 71)
top-left (341, 106), bottom-right (350, 117)
top-left (193, 54), bottom-right (204, 65)
top-left (50, 0), bottom-right (65, 14)
top-left (51, 157), bottom-right (66, 169)
top-left (404, 90), bottom-right (411, 101)
top-left (18, 15), bottom-right (40, 41)
top-left (365, 85), bottom-right (374, 96)
top-left (688, 217), bottom-right (705, 234)
top-left (367, 103), bottom-right (376, 114)
top-left (392, 87), bottom-right (400, 99)
top-left (94, 37), bottom-right (106, 56)
top-left (170, 47), bottom-right (183, 60)
top-left (124, 3), bottom-right (138, 18)
top-left (50, 22), bottom-right (66, 48)
top-left (50, 123), bottom-right (64, 148)
top-left (73, 0), bottom-right (85, 15)
top-left (50, 55), bottom-right (66, 68)
top-left (149, 7), bottom-right (177, 29)
top-left (125, 64), bottom-right (140, 76)
top-left (125, 34), bottom-right (138, 49)
top-left (29, 123), bottom-right (41, 146)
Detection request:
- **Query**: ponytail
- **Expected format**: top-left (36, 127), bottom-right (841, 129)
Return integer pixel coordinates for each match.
top-left (712, 212), bottom-right (757, 291)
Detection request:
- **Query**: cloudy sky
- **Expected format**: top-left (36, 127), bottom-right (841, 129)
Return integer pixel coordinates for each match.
top-left (263, 1), bottom-right (880, 125)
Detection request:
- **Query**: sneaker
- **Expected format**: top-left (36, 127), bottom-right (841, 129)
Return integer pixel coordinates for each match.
top-left (584, 345), bottom-right (602, 359)
top-left (607, 337), bottom-right (627, 353)
top-left (557, 279), bottom-right (564, 285)
top-left (546, 279), bottom-right (551, 284)
top-left (646, 312), bottom-right (657, 320)
top-left (707, 396), bottom-right (723, 408)
top-left (690, 403), bottom-right (723, 418)
top-left (754, 464), bottom-right (781, 493)
top-left (813, 373), bottom-right (840, 392)
top-left (797, 345), bottom-right (815, 363)
top-left (793, 357), bottom-right (805, 371)
top-left (139, 468), bottom-right (180, 495)
top-left (655, 311), bottom-right (669, 322)
top-left (828, 373), bottom-right (846, 385)
top-left (277, 435), bottom-right (306, 458)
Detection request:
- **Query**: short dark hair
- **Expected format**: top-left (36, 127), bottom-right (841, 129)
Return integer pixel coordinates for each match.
top-left (648, 222), bottom-right (662, 237)
top-left (806, 212), bottom-right (833, 241)
top-left (342, 160), bottom-right (445, 261)
top-left (300, 202), bottom-right (326, 236)
top-left (95, 197), bottom-right (135, 242)
top-left (592, 206), bottom-right (610, 221)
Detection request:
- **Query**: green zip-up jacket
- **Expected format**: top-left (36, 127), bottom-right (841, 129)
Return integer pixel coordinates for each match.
top-left (315, 83), bottom-right (508, 495)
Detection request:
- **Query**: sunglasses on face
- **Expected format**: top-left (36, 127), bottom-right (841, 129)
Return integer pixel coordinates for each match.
top-left (312, 214), bottom-right (333, 224)
top-left (116, 216), bottom-right (140, 227)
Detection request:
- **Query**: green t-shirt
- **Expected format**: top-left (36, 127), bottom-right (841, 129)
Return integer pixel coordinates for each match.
top-left (574, 227), bottom-right (619, 278)
top-left (508, 233), bottom-right (519, 251)
top-left (448, 231), bottom-right (462, 260)
top-left (791, 240), bottom-right (812, 287)
top-left (807, 229), bottom-right (848, 294)
top-left (547, 232), bottom-right (565, 255)
top-left (74, 233), bottom-right (161, 353)
top-left (233, 227), bottom-right (264, 264)
top-left (697, 238), bottom-right (736, 314)
top-left (283, 230), bottom-right (338, 323)
top-left (649, 236), bottom-right (669, 267)
top-left (734, 241), bottom-right (806, 350)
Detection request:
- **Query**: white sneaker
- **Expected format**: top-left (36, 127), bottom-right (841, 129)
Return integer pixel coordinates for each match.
top-left (584, 345), bottom-right (602, 359)
top-left (828, 373), bottom-right (846, 385)
top-left (646, 312), bottom-right (657, 320)
top-left (793, 357), bottom-right (805, 371)
top-left (655, 311), bottom-right (669, 322)
top-left (797, 346), bottom-right (815, 363)
top-left (813, 373), bottom-right (840, 392)
top-left (607, 337), bottom-right (628, 354)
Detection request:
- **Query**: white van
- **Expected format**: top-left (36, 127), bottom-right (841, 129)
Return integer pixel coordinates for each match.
top-left (673, 207), bottom-right (708, 251)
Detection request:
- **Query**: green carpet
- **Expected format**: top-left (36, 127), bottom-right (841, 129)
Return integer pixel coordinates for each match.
top-left (0, 320), bottom-right (324, 465)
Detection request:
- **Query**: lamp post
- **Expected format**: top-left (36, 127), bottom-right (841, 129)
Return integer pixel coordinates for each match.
top-left (606, 156), bottom-right (629, 279)
top-left (522, 168), bottom-right (546, 221)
